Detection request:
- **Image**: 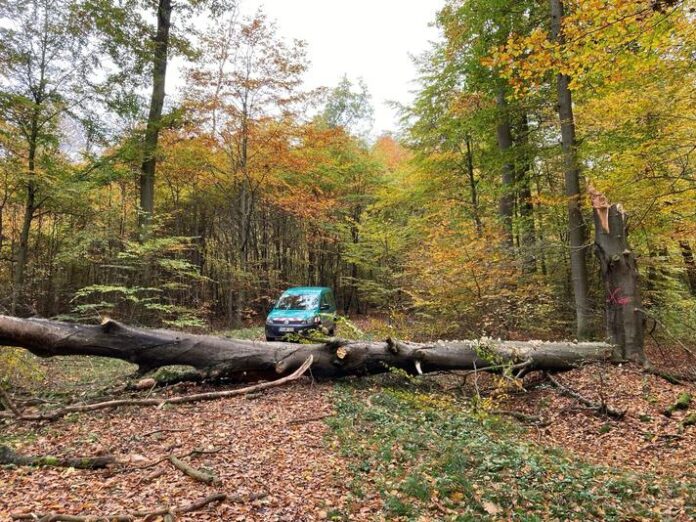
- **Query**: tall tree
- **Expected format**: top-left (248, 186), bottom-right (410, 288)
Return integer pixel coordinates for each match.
top-left (0, 0), bottom-right (99, 314)
top-left (321, 75), bottom-right (374, 140)
top-left (139, 0), bottom-right (172, 236)
top-left (185, 10), bottom-right (308, 324)
top-left (680, 241), bottom-right (696, 296)
top-left (496, 89), bottom-right (515, 246)
top-left (89, 0), bottom-right (236, 237)
top-left (549, 0), bottom-right (590, 338)
top-left (319, 76), bottom-right (377, 313)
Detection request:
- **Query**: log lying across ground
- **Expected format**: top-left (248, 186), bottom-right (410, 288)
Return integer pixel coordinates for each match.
top-left (0, 315), bottom-right (613, 379)
top-left (0, 445), bottom-right (115, 469)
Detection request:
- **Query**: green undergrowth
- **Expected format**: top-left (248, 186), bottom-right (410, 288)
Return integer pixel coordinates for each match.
top-left (220, 326), bottom-right (265, 340)
top-left (328, 382), bottom-right (696, 521)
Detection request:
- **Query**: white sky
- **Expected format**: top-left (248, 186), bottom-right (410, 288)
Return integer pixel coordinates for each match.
top-left (238, 0), bottom-right (444, 136)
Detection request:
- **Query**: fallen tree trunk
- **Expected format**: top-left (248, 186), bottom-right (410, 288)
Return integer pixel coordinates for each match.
top-left (0, 315), bottom-right (613, 379)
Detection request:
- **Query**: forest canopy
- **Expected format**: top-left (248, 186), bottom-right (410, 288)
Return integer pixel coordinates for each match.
top-left (0, 0), bottom-right (693, 347)
top-left (1, 2), bottom-right (696, 520)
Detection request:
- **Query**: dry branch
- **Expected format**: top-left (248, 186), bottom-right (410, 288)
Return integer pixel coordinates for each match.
top-left (169, 455), bottom-right (219, 484)
top-left (0, 445), bottom-right (115, 469)
top-left (11, 491), bottom-right (264, 522)
top-left (489, 409), bottom-right (547, 425)
top-left (286, 414), bottom-right (332, 425)
top-left (141, 428), bottom-right (187, 437)
top-left (3, 356), bottom-right (314, 422)
top-left (0, 386), bottom-right (23, 418)
top-left (546, 372), bottom-right (625, 419)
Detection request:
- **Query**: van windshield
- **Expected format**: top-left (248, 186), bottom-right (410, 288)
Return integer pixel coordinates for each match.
top-left (275, 294), bottom-right (319, 311)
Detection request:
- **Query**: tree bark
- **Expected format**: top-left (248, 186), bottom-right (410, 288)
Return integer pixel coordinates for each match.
top-left (679, 241), bottom-right (696, 296)
top-left (12, 101), bottom-right (41, 315)
top-left (464, 134), bottom-right (483, 236)
top-left (0, 445), bottom-right (115, 469)
top-left (516, 113), bottom-right (536, 273)
top-left (550, 0), bottom-right (591, 339)
top-left (139, 0), bottom-right (172, 237)
top-left (496, 89), bottom-right (515, 247)
top-left (0, 316), bottom-right (614, 379)
top-left (590, 188), bottom-right (644, 362)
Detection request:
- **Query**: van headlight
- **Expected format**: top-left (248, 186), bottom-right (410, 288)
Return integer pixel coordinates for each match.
top-left (266, 318), bottom-right (274, 325)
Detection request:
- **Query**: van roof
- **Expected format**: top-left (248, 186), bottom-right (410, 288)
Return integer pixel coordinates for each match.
top-left (282, 286), bottom-right (331, 295)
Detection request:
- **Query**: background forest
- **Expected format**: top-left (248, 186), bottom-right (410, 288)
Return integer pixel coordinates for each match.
top-left (0, 0), bottom-right (694, 345)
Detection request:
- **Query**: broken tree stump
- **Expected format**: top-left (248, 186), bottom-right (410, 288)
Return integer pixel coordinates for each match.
top-left (589, 186), bottom-right (645, 363)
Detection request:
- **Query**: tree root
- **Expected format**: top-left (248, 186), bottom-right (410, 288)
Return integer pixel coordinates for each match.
top-left (2, 356), bottom-right (314, 422)
top-left (545, 372), bottom-right (625, 419)
top-left (0, 445), bottom-right (115, 469)
top-left (644, 365), bottom-right (696, 385)
top-left (10, 491), bottom-right (267, 521)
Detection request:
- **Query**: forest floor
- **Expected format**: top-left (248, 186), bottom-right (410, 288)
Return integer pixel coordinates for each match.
top-left (1, 325), bottom-right (695, 520)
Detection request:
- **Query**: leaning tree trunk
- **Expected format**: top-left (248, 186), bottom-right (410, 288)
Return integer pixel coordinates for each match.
top-left (589, 187), bottom-right (644, 363)
top-left (0, 315), bottom-right (613, 380)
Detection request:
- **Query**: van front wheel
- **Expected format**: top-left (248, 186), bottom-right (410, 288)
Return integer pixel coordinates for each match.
top-left (266, 336), bottom-right (276, 342)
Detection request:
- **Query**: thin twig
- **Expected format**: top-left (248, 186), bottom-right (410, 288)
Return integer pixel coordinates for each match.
top-left (141, 428), bottom-right (187, 438)
top-left (0, 387), bottom-right (24, 418)
top-left (638, 308), bottom-right (696, 359)
top-left (286, 414), bottom-right (332, 425)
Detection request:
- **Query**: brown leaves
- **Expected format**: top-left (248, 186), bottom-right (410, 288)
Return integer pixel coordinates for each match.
top-left (500, 355), bottom-right (696, 475)
top-left (0, 381), bottom-right (367, 520)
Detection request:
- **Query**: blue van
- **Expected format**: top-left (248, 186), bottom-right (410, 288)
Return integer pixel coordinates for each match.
top-left (265, 287), bottom-right (337, 341)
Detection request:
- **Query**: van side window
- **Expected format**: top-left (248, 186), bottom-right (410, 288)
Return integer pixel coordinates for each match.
top-left (326, 291), bottom-right (335, 309)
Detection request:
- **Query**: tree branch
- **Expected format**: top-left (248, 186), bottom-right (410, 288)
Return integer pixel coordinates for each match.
top-left (2, 355), bottom-right (314, 422)
top-left (545, 372), bottom-right (625, 419)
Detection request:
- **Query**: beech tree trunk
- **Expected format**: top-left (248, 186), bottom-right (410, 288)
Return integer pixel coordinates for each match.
top-left (550, 0), bottom-right (591, 339)
top-left (590, 188), bottom-right (644, 363)
top-left (0, 316), bottom-right (613, 379)
top-left (496, 89), bottom-right (515, 247)
top-left (679, 241), bottom-right (696, 296)
top-left (139, 0), bottom-right (172, 236)
top-left (516, 113), bottom-right (536, 273)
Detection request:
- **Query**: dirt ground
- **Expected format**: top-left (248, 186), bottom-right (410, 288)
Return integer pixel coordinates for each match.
top-left (1, 342), bottom-right (695, 521)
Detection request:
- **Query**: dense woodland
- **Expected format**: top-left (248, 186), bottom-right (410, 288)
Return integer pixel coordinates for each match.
top-left (0, 0), bottom-right (694, 345)
top-left (1, 2), bottom-right (696, 520)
